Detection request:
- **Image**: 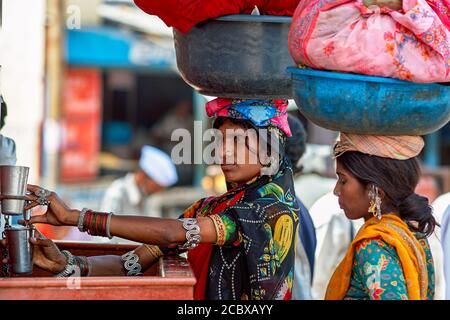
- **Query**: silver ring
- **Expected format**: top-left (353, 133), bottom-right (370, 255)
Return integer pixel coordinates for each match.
top-left (34, 188), bottom-right (52, 206)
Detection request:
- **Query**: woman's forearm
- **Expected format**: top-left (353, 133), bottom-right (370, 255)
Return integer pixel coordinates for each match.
top-left (84, 244), bottom-right (160, 276)
top-left (109, 216), bottom-right (186, 245)
top-left (66, 210), bottom-right (216, 245)
top-left (86, 255), bottom-right (127, 276)
top-left (109, 215), bottom-right (217, 245)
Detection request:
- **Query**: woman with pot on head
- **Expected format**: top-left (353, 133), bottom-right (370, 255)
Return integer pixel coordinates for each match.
top-left (1, 99), bottom-right (299, 300)
top-left (326, 133), bottom-right (437, 300)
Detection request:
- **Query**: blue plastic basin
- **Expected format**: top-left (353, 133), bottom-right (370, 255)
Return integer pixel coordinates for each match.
top-left (288, 67), bottom-right (450, 135)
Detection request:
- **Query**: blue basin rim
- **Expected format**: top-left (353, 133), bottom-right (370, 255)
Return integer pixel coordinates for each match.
top-left (215, 14), bottom-right (292, 24)
top-left (287, 67), bottom-right (446, 87)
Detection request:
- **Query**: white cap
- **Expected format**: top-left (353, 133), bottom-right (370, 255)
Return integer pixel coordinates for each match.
top-left (139, 145), bottom-right (178, 187)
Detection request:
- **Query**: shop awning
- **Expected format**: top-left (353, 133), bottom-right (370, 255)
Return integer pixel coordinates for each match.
top-left (65, 27), bottom-right (176, 70)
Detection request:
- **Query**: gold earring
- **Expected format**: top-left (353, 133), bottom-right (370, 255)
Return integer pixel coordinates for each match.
top-left (368, 185), bottom-right (382, 220)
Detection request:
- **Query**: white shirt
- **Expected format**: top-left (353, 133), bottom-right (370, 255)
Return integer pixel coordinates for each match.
top-left (292, 237), bottom-right (313, 300)
top-left (294, 174), bottom-right (337, 209)
top-left (0, 134), bottom-right (16, 236)
top-left (292, 174), bottom-right (337, 299)
top-left (432, 193), bottom-right (450, 300)
top-left (441, 204), bottom-right (450, 300)
top-left (309, 192), bottom-right (363, 300)
top-left (0, 134), bottom-right (16, 165)
top-left (100, 173), bottom-right (149, 216)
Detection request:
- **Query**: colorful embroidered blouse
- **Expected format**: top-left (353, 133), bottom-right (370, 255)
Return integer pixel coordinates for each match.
top-left (180, 164), bottom-right (299, 300)
top-left (344, 236), bottom-right (435, 300)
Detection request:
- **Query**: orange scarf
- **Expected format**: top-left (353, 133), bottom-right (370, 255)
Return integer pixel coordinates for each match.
top-left (325, 214), bottom-right (428, 300)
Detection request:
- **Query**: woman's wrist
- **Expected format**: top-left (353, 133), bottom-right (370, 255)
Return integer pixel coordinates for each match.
top-left (64, 209), bottom-right (81, 226)
top-left (53, 251), bottom-right (90, 277)
top-left (53, 252), bottom-right (69, 274)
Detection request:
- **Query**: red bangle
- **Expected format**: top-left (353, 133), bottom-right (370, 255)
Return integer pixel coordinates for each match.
top-left (93, 212), bottom-right (99, 235)
top-left (84, 211), bottom-right (93, 235)
top-left (101, 213), bottom-right (108, 236)
top-left (89, 212), bottom-right (96, 235)
top-left (97, 212), bottom-right (104, 236)
top-left (84, 211), bottom-right (109, 237)
top-left (89, 212), bottom-right (95, 235)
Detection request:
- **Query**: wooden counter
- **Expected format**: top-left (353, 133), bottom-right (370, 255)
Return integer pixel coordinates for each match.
top-left (0, 242), bottom-right (196, 300)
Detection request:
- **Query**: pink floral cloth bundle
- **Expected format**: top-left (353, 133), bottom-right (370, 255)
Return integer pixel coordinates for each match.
top-left (288, 0), bottom-right (450, 82)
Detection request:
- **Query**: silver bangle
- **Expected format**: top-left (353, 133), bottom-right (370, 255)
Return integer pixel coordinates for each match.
top-left (121, 251), bottom-right (143, 276)
top-left (177, 218), bottom-right (201, 250)
top-left (106, 213), bottom-right (113, 239)
top-left (55, 250), bottom-right (76, 278)
top-left (77, 208), bottom-right (89, 232)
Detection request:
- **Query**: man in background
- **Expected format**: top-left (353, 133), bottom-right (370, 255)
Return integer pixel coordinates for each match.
top-left (100, 145), bottom-right (178, 217)
top-left (441, 204), bottom-right (450, 299)
top-left (416, 173), bottom-right (446, 299)
top-left (0, 94), bottom-right (18, 233)
top-left (0, 95), bottom-right (16, 166)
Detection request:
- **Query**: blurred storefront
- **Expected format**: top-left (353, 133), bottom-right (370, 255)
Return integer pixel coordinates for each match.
top-left (1, 0), bottom-right (207, 240)
top-left (58, 1), bottom-right (208, 216)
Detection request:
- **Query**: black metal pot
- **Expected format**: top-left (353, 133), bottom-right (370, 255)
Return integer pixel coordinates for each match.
top-left (173, 15), bottom-right (293, 99)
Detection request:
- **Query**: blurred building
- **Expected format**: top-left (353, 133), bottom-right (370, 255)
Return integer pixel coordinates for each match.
top-left (0, 0), bottom-right (208, 240)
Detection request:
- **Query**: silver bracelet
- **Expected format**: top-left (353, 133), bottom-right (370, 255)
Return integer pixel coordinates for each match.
top-left (55, 250), bottom-right (76, 278)
top-left (106, 213), bottom-right (113, 239)
top-left (177, 218), bottom-right (201, 250)
top-left (77, 208), bottom-right (89, 232)
top-left (121, 251), bottom-right (143, 276)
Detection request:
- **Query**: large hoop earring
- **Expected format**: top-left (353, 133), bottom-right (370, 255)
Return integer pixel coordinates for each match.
top-left (368, 185), bottom-right (382, 220)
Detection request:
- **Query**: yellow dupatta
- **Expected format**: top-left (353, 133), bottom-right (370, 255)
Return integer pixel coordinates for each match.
top-left (325, 214), bottom-right (428, 300)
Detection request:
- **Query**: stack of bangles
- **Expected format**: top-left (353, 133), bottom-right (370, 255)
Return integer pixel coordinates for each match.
top-left (74, 255), bottom-right (90, 276)
top-left (77, 208), bottom-right (113, 239)
top-left (55, 250), bottom-right (90, 277)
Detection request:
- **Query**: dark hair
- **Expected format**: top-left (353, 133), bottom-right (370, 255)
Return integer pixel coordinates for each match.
top-left (285, 114), bottom-right (307, 175)
top-left (213, 116), bottom-right (255, 131)
top-left (0, 95), bottom-right (7, 130)
top-left (337, 151), bottom-right (437, 237)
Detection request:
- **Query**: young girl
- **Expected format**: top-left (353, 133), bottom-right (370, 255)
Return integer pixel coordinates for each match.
top-left (326, 133), bottom-right (437, 299)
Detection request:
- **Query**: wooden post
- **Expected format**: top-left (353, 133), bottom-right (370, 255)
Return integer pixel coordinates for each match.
top-left (44, 0), bottom-right (65, 188)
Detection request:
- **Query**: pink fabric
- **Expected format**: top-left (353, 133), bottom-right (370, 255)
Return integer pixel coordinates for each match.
top-left (205, 98), bottom-right (292, 136)
top-left (288, 0), bottom-right (450, 82)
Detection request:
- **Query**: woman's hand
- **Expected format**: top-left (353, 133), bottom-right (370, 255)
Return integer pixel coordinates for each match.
top-left (31, 230), bottom-right (68, 274)
top-left (25, 184), bottom-right (80, 227)
top-left (1, 229), bottom-right (67, 274)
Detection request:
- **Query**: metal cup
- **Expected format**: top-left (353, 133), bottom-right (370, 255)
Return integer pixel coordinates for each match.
top-left (0, 166), bottom-right (30, 215)
top-left (4, 225), bottom-right (34, 274)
